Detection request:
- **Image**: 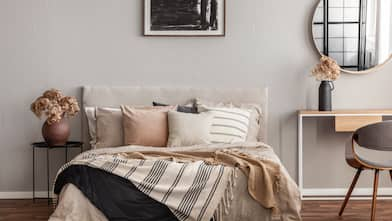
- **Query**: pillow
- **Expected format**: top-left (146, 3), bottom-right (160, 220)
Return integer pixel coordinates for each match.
top-left (152, 101), bottom-right (198, 114)
top-left (86, 105), bottom-right (172, 148)
top-left (121, 105), bottom-right (175, 147)
top-left (95, 107), bottom-right (123, 148)
top-left (198, 106), bottom-right (251, 144)
top-left (84, 106), bottom-right (97, 147)
top-left (167, 111), bottom-right (213, 147)
top-left (196, 99), bottom-right (262, 142)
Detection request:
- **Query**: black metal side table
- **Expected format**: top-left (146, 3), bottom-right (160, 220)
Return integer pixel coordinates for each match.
top-left (32, 141), bottom-right (83, 204)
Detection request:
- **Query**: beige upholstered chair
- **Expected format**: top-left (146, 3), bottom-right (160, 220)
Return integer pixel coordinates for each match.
top-left (339, 121), bottom-right (392, 221)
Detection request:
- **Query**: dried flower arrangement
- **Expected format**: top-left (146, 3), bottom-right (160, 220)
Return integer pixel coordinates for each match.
top-left (311, 56), bottom-right (341, 81)
top-left (31, 89), bottom-right (80, 125)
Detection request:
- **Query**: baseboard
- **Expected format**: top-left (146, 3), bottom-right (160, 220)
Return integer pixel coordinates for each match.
top-left (302, 188), bottom-right (392, 200)
top-left (0, 191), bottom-right (55, 199)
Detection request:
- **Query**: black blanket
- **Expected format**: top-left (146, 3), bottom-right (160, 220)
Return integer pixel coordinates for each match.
top-left (54, 165), bottom-right (178, 221)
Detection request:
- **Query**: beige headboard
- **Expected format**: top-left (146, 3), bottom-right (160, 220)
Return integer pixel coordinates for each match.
top-left (82, 86), bottom-right (268, 149)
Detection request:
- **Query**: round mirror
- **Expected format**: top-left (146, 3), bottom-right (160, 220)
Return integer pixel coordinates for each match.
top-left (312, 0), bottom-right (392, 74)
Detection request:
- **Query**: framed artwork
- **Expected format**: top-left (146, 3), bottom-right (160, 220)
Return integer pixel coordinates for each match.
top-left (144, 0), bottom-right (226, 36)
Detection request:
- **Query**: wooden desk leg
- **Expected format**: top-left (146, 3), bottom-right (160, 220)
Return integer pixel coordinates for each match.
top-left (371, 169), bottom-right (380, 221)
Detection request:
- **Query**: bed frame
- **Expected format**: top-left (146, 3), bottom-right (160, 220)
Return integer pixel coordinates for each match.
top-left (81, 86), bottom-right (268, 149)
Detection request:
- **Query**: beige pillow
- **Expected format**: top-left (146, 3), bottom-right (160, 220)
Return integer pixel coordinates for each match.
top-left (121, 105), bottom-right (175, 147)
top-left (196, 98), bottom-right (262, 142)
top-left (167, 111), bottom-right (213, 147)
top-left (95, 107), bottom-right (123, 148)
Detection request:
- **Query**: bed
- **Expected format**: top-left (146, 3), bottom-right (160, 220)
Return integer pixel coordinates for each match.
top-left (49, 86), bottom-right (301, 221)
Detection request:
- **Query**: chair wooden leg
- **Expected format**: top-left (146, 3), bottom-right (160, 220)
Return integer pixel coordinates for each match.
top-left (389, 170), bottom-right (392, 181)
top-left (371, 169), bottom-right (380, 221)
top-left (339, 168), bottom-right (363, 216)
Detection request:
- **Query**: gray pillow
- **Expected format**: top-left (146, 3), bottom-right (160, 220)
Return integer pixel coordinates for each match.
top-left (95, 107), bottom-right (123, 148)
top-left (153, 101), bottom-right (198, 114)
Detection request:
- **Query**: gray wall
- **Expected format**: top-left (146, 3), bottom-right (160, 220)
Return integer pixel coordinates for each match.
top-left (1, 0), bottom-right (392, 193)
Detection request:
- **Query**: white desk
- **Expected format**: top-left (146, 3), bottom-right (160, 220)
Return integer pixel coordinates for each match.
top-left (298, 110), bottom-right (392, 199)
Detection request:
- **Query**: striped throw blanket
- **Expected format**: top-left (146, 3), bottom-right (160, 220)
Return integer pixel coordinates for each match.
top-left (55, 152), bottom-right (234, 221)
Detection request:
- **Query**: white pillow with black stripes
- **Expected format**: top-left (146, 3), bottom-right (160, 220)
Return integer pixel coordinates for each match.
top-left (198, 106), bottom-right (251, 144)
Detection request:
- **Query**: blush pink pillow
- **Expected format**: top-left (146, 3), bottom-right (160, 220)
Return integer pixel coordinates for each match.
top-left (121, 105), bottom-right (175, 147)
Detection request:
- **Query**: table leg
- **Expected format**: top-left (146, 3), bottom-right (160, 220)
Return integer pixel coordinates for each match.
top-left (33, 146), bottom-right (35, 202)
top-left (47, 148), bottom-right (50, 205)
top-left (298, 114), bottom-right (303, 199)
top-left (65, 145), bottom-right (68, 163)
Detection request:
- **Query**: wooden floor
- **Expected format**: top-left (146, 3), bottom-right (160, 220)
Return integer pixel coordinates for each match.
top-left (0, 200), bottom-right (54, 221)
top-left (0, 199), bottom-right (392, 220)
top-left (302, 200), bottom-right (392, 221)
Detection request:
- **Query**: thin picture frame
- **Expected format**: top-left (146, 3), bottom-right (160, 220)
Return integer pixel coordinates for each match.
top-left (143, 0), bottom-right (226, 37)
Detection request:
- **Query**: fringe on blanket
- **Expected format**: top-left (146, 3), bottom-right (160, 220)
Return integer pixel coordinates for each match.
top-left (211, 167), bottom-right (283, 221)
top-left (211, 168), bottom-right (238, 221)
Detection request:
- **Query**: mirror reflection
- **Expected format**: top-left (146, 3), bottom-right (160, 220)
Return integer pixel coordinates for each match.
top-left (312, 0), bottom-right (392, 72)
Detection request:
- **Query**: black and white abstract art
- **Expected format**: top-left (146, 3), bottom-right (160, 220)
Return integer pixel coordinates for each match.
top-left (144, 0), bottom-right (225, 36)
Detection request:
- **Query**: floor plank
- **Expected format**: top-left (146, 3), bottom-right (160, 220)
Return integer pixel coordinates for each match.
top-left (0, 199), bottom-right (392, 220)
top-left (0, 200), bottom-right (54, 221)
top-left (301, 200), bottom-right (392, 221)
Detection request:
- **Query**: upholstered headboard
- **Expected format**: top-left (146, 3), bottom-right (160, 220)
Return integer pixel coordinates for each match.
top-left (82, 86), bottom-right (268, 148)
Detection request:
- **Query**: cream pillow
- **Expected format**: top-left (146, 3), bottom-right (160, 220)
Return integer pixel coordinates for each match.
top-left (198, 106), bottom-right (251, 144)
top-left (196, 99), bottom-right (262, 142)
top-left (84, 106), bottom-right (97, 147)
top-left (167, 111), bottom-right (213, 147)
top-left (121, 105), bottom-right (175, 147)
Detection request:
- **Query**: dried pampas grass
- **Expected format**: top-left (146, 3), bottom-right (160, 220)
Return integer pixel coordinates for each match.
top-left (31, 89), bottom-right (80, 125)
top-left (312, 56), bottom-right (341, 81)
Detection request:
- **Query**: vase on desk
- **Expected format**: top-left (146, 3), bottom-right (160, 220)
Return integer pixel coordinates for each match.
top-left (319, 80), bottom-right (334, 111)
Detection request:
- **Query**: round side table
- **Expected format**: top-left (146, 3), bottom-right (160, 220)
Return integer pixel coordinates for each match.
top-left (31, 141), bottom-right (83, 204)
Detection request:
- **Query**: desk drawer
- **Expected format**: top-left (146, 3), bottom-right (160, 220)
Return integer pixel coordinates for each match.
top-left (335, 116), bottom-right (382, 132)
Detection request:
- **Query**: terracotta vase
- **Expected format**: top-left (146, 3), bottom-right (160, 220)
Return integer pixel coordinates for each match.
top-left (42, 118), bottom-right (70, 146)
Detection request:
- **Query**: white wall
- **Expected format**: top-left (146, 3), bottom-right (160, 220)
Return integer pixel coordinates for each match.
top-left (1, 0), bottom-right (392, 193)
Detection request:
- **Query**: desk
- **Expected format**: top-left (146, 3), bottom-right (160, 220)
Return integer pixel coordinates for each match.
top-left (298, 110), bottom-right (392, 199)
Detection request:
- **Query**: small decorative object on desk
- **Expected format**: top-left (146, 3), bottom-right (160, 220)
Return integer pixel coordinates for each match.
top-left (30, 89), bottom-right (80, 146)
top-left (311, 56), bottom-right (341, 111)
